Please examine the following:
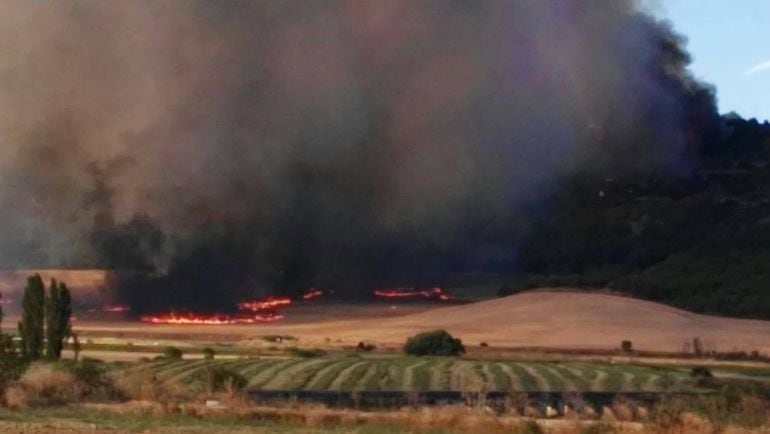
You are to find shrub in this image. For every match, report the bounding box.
[403,330,465,356]
[112,366,185,401]
[513,419,544,434]
[690,366,713,379]
[621,340,633,352]
[5,363,81,408]
[288,348,327,358]
[0,355,28,391]
[193,366,247,394]
[163,346,183,360]
[70,359,126,401]
[693,337,704,357]
[202,347,215,360]
[579,422,617,434]
[480,342,489,348]
[356,342,376,352]
[262,335,296,343]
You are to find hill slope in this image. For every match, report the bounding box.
[57,290,770,354]
[355,291,770,353]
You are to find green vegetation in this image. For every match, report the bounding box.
[288,348,327,358]
[192,365,247,393]
[163,346,183,360]
[500,117,770,320]
[136,357,729,393]
[18,274,45,360]
[262,335,296,343]
[621,340,632,353]
[45,279,72,360]
[404,330,465,356]
[14,274,73,361]
[202,347,215,360]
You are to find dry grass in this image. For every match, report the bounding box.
[110,365,187,402]
[24,291,770,355]
[3,398,770,433]
[4,363,82,408]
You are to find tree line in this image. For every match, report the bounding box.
[502,115,770,319]
[0,274,73,361]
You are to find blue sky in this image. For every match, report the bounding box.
[654,0,770,121]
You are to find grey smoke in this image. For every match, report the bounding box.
[0,1,717,306]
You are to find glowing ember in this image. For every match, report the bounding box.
[101,304,130,313]
[140,311,283,325]
[302,288,324,300]
[374,287,454,301]
[237,296,292,312]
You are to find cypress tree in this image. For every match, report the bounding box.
[0,291,4,354]
[18,274,45,360]
[45,279,72,360]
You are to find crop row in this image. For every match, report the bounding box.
[147,357,696,392]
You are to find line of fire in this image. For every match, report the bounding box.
[138,287,459,325]
[0,271,461,326]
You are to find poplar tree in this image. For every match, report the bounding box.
[46,279,72,360]
[18,274,45,360]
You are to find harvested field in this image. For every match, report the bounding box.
[17,291,770,355]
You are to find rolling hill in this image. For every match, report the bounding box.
[52,290,770,354]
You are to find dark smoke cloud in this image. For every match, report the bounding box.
[0,1,718,311]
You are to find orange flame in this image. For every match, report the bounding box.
[237,296,292,312]
[302,288,324,300]
[140,311,283,325]
[373,287,454,301]
[101,304,130,313]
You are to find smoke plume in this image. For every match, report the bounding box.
[0,1,718,311]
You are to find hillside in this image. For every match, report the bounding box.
[510,115,770,319]
[363,291,770,353]
[56,290,770,355]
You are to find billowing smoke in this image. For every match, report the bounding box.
[0,1,718,311]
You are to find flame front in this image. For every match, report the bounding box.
[140,311,283,325]
[237,296,292,312]
[373,287,454,301]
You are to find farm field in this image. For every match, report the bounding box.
[142,356,739,393]
[6,291,770,355]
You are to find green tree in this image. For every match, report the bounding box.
[403,330,465,356]
[164,346,183,360]
[45,279,72,360]
[202,347,215,360]
[18,274,45,360]
[621,340,633,353]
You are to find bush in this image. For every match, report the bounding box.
[202,347,215,360]
[288,348,327,358]
[356,342,376,352]
[621,340,633,352]
[579,422,617,434]
[111,366,185,401]
[262,335,296,343]
[193,366,247,394]
[690,366,713,379]
[403,330,465,356]
[513,419,544,434]
[5,363,81,408]
[163,346,183,360]
[0,355,28,390]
